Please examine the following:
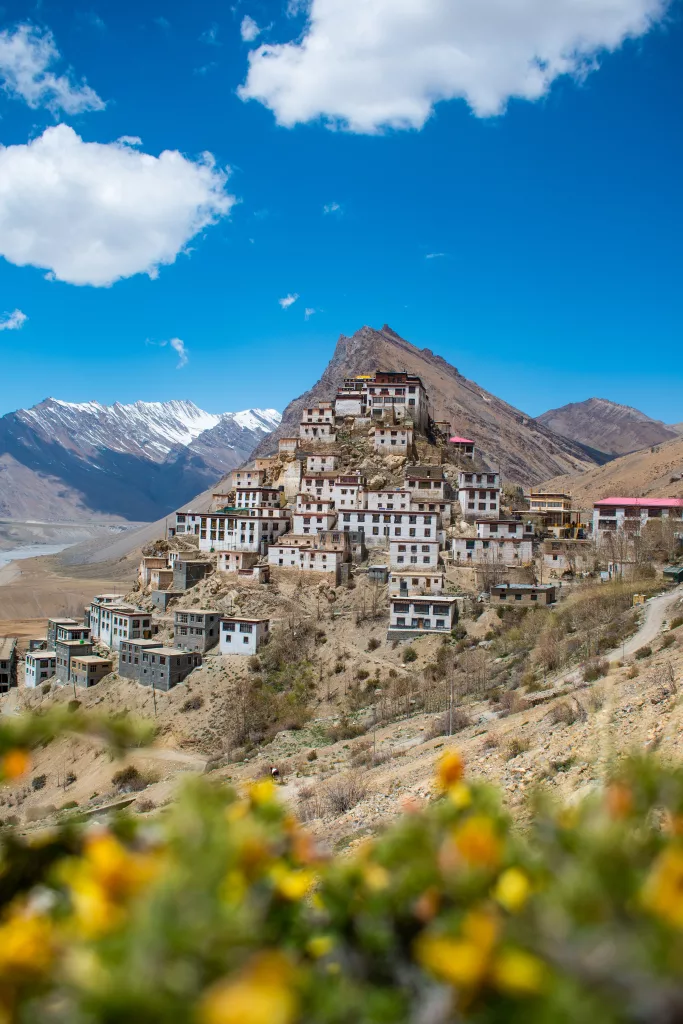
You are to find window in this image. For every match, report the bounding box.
[530,594,538,601]
[435,620,445,629]
[243,637,249,644]
[515,594,522,601]
[224,634,232,643]
[240,623,253,634]
[498,592,507,600]
[396,617,406,627]
[421,545,430,552]
[223,622,235,632]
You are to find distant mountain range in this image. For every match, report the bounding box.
[536,398,681,457]
[0,399,280,522]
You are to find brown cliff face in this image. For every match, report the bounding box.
[252,324,603,486]
[537,398,679,457]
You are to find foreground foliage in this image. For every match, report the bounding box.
[0,714,682,1022]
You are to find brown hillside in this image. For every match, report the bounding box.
[253,324,601,486]
[542,435,683,506]
[537,397,678,456]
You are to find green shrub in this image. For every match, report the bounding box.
[367,638,381,652]
[635,645,653,660]
[505,735,530,759]
[306,750,317,762]
[31,774,47,791]
[669,615,683,629]
[661,633,676,649]
[403,647,417,664]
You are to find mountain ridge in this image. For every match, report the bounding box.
[253,324,607,485]
[536,397,679,456]
[0,399,281,523]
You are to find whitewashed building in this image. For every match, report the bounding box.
[410,499,453,526]
[366,489,412,512]
[306,455,338,473]
[457,471,501,517]
[218,551,260,574]
[452,537,533,565]
[330,475,367,510]
[99,606,153,652]
[293,511,338,535]
[195,508,291,552]
[373,425,413,451]
[389,540,441,569]
[229,467,266,489]
[267,542,344,580]
[388,595,459,636]
[339,509,441,546]
[220,616,270,656]
[234,487,281,508]
[299,422,336,444]
[25,650,56,688]
[593,497,683,538]
[86,594,126,640]
[404,467,447,500]
[476,519,531,539]
[389,571,445,596]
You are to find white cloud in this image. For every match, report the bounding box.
[304,307,316,319]
[169,338,188,368]
[286,0,310,15]
[116,135,142,146]
[241,16,262,42]
[0,125,236,287]
[279,293,299,309]
[0,23,104,114]
[323,201,341,214]
[0,309,27,331]
[239,0,669,132]
[425,252,447,259]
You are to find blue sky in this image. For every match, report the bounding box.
[0,0,681,422]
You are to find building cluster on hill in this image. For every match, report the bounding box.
[2,370,681,698]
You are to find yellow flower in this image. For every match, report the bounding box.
[248,778,277,807]
[642,846,683,929]
[306,934,334,958]
[271,865,316,901]
[1,749,30,781]
[416,909,498,990]
[199,953,297,1024]
[0,910,54,975]
[363,863,390,891]
[415,934,489,989]
[453,816,502,870]
[494,868,531,913]
[437,750,464,789]
[447,782,472,810]
[492,949,547,996]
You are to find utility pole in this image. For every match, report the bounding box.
[152,675,157,717]
[449,672,454,736]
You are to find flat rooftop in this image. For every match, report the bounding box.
[0,638,17,659]
[492,583,555,591]
[72,656,112,665]
[146,647,194,657]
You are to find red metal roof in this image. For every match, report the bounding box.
[594,497,683,508]
[449,436,474,444]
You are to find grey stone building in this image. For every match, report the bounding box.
[0,638,17,691]
[151,590,182,612]
[173,560,211,592]
[174,610,221,653]
[55,638,93,684]
[47,617,79,647]
[118,639,164,680]
[135,646,201,691]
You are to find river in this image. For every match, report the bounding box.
[0,543,74,572]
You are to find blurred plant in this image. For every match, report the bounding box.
[0,713,681,1021]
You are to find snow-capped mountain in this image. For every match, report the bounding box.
[0,399,281,523]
